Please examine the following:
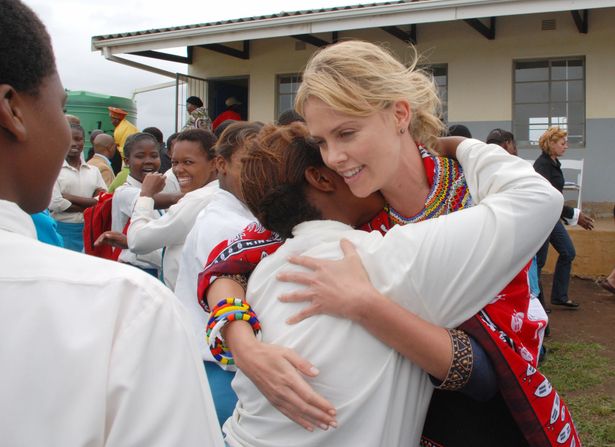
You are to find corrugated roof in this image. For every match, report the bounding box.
[92,1,413,42]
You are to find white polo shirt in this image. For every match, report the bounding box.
[49,160,107,223]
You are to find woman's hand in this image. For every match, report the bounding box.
[578,212,594,230]
[229,331,337,431]
[277,239,381,324]
[140,173,166,197]
[94,231,128,249]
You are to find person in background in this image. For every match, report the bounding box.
[175,121,262,426]
[277,109,305,126]
[212,97,242,132]
[213,119,236,139]
[88,133,116,187]
[108,106,138,159]
[143,126,168,172]
[534,126,594,309]
[486,128,518,156]
[0,1,224,445]
[65,114,80,126]
[447,123,472,138]
[49,124,107,251]
[183,96,212,131]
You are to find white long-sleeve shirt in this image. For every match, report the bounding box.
[127,180,219,290]
[175,188,256,363]
[49,160,107,223]
[0,199,224,447]
[112,175,173,270]
[224,140,563,447]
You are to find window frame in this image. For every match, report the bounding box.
[275,73,303,120]
[512,56,586,149]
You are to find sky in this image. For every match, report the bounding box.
[24,0,375,138]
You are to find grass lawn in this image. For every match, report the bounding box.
[540,342,615,446]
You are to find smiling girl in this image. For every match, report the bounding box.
[125,128,218,289]
[111,132,169,276]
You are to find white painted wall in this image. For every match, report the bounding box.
[189,8,615,124]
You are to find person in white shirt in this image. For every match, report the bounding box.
[49,124,107,251]
[0,2,224,445]
[127,128,218,290]
[110,132,178,277]
[220,123,562,446]
[175,121,261,425]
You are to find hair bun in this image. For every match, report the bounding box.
[257,184,305,239]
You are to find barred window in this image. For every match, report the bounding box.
[513,57,585,148]
[276,74,302,118]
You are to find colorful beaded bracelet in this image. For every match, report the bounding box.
[206,297,261,366]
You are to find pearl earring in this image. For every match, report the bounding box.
[400,128,406,134]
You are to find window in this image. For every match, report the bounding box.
[427,64,448,122]
[276,74,302,118]
[513,57,585,147]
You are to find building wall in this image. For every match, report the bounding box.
[190,8,615,202]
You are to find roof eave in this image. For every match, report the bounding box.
[92,0,615,54]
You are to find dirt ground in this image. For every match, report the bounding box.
[543,273,615,362]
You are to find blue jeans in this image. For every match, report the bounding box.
[536,220,576,303]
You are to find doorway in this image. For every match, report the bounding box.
[207,76,249,123]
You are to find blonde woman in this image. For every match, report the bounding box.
[202,41,578,446]
[534,126,594,308]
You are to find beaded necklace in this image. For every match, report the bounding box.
[385,147,473,225]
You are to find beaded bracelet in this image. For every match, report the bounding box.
[206,297,261,366]
[436,329,474,391]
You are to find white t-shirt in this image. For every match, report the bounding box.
[175,188,256,363]
[223,140,563,447]
[49,160,107,223]
[127,180,219,290]
[0,199,224,447]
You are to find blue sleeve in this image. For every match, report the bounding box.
[31,210,64,248]
[430,334,498,402]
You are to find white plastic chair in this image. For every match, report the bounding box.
[559,159,584,210]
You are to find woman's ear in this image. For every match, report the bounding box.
[214,155,227,176]
[304,166,336,192]
[392,99,412,133]
[0,85,27,142]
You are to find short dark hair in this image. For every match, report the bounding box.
[142,127,164,143]
[486,128,515,146]
[277,110,305,126]
[123,132,158,159]
[213,119,236,139]
[447,124,472,138]
[216,121,263,161]
[175,128,217,160]
[186,96,203,108]
[0,0,56,95]
[241,123,323,239]
[70,124,85,138]
[166,132,179,149]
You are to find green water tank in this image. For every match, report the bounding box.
[65,91,137,157]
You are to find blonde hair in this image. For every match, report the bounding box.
[538,126,567,155]
[295,40,444,151]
